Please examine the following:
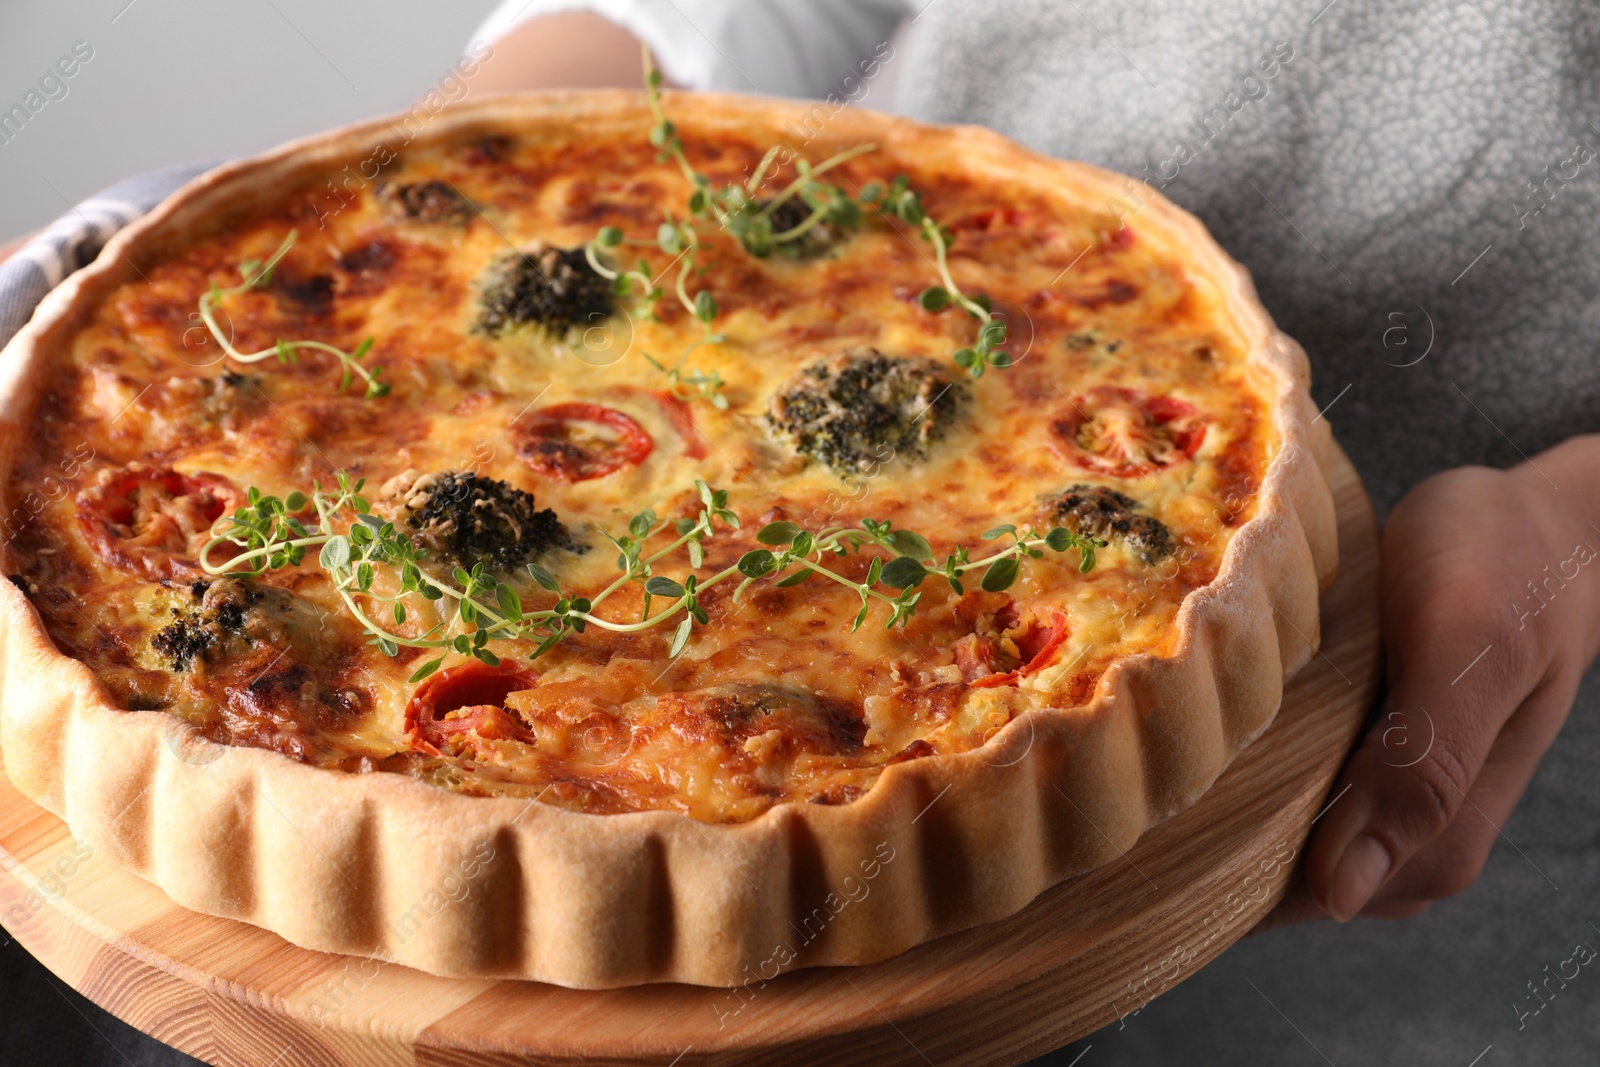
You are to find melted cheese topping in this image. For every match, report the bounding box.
[7,116,1276,821]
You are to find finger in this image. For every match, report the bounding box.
[1253,660,1567,930]
[1365,663,1576,909]
[1303,574,1545,921]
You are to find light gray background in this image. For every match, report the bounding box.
[0,0,502,241]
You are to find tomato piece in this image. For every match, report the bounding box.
[75,463,239,579]
[1050,386,1206,477]
[512,401,653,482]
[1104,224,1136,250]
[653,391,708,459]
[405,661,539,752]
[952,206,1030,232]
[887,738,936,765]
[953,634,1004,680]
[966,609,1069,689]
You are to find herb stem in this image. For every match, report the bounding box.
[923,218,987,320]
[791,555,900,602]
[197,231,386,397]
[334,583,447,651]
[756,142,878,219]
[572,566,739,633]
[745,145,785,195]
[769,200,833,244]
[954,541,1036,574]
[586,517,706,608]
[199,533,329,575]
[583,241,621,281]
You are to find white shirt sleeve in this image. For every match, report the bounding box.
[468,0,910,99]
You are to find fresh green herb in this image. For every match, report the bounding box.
[201,476,734,671]
[736,515,1102,632]
[585,48,883,405]
[632,45,875,260]
[200,476,1105,669]
[858,177,1011,379]
[195,231,388,398]
[728,141,876,258]
[585,46,1016,402]
[645,343,730,410]
[581,47,724,359]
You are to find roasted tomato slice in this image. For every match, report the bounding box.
[75,463,239,579]
[653,390,708,459]
[959,607,1069,689]
[512,401,653,482]
[1050,386,1206,477]
[405,661,540,752]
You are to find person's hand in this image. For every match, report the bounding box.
[1256,436,1600,932]
[470,12,660,94]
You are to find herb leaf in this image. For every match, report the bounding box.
[881,556,929,589]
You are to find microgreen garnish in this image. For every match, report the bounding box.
[645,345,730,409]
[735,516,1103,633]
[632,46,875,261]
[858,177,1011,378]
[200,476,1105,672]
[583,49,1013,393]
[579,48,726,362]
[200,476,736,673]
[195,231,388,398]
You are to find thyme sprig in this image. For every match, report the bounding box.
[858,176,1011,378]
[645,346,730,409]
[634,46,873,258]
[195,231,388,398]
[738,516,1103,633]
[724,141,876,256]
[199,476,733,678]
[580,47,725,354]
[198,476,1104,676]
[640,311,729,408]
[583,49,1013,393]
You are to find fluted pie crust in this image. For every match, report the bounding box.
[0,91,1335,988]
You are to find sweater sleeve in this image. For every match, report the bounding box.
[467,0,909,98]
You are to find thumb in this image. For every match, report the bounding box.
[1305,643,1530,921]
[1302,703,1466,920]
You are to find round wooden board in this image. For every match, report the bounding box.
[0,443,1379,1067]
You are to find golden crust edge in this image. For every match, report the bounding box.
[0,90,1338,989]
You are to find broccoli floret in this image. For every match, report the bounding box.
[1049,484,1175,563]
[390,471,569,572]
[768,348,962,475]
[737,196,843,259]
[377,180,471,224]
[151,615,211,672]
[151,580,258,672]
[477,244,614,336]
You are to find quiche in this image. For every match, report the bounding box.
[0,88,1336,988]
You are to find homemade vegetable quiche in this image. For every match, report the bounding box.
[0,89,1335,988]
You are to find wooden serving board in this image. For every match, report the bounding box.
[0,444,1379,1067]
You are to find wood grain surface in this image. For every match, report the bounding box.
[0,443,1379,1067]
